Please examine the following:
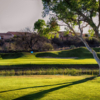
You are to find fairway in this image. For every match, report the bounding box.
[0,75,100,100]
[0,58,97,65]
[0,47,99,66]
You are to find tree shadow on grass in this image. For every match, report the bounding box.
[35,47,95,59]
[0,82,69,93]
[13,76,96,100]
[1,52,24,59]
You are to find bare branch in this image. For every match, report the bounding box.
[77,15,83,37]
[98,0,100,28]
[81,23,89,29]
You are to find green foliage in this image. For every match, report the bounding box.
[42,0,99,36]
[34,18,60,39]
[64,28,70,36]
[13,35,17,38]
[47,17,60,32]
[0,69,99,76]
[43,17,60,39]
[70,45,76,49]
[42,43,53,51]
[17,70,23,75]
[85,37,100,45]
[85,34,88,37]
[88,29,95,40]
[34,19,46,32]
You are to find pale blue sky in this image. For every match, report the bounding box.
[0,0,99,33]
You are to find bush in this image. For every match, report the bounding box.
[0,40,4,46]
[85,37,100,47]
[17,70,23,75]
[70,45,76,49]
[42,43,53,51]
[24,70,32,75]
[0,69,99,76]
[51,38,63,47]
[84,34,88,37]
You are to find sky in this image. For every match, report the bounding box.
[0,0,49,33]
[0,0,99,33]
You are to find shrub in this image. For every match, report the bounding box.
[42,43,53,51]
[17,70,23,75]
[53,68,57,75]
[5,70,11,76]
[10,70,15,75]
[0,40,4,46]
[31,70,36,75]
[51,38,63,46]
[25,70,32,75]
[47,69,53,75]
[38,69,43,75]
[84,34,88,37]
[85,37,100,47]
[58,69,64,75]
[70,45,76,49]
[0,70,6,75]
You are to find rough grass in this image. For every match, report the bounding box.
[0,69,99,76]
[0,75,100,100]
[0,47,99,66]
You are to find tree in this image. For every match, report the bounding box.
[46,17,60,39]
[42,0,100,75]
[34,19,46,33]
[34,18,60,39]
[14,33,36,51]
[14,33,49,51]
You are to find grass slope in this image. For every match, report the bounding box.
[0,47,99,66]
[35,47,100,58]
[0,75,100,100]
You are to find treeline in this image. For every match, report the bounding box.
[0,33,100,52]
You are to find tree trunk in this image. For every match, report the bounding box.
[99,66,100,76]
[80,37,100,75]
[93,27,99,38]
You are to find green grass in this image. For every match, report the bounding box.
[0,75,100,100]
[0,58,97,65]
[35,47,100,58]
[0,47,99,66]
[0,69,99,76]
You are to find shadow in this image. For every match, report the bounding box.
[0,52,24,59]
[0,82,70,93]
[13,76,96,100]
[35,47,95,59]
[36,52,57,58]
[0,64,98,70]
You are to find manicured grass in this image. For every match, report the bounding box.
[35,47,100,58]
[0,58,97,65]
[0,75,100,100]
[0,47,99,66]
